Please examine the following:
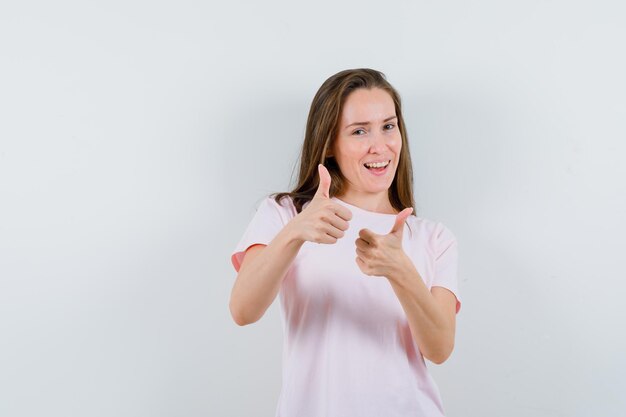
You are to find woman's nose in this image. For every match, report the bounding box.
[368,131,387,153]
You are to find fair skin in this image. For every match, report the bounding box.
[230,87,458,364]
[328,87,401,214]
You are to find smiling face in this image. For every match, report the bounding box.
[330,87,402,205]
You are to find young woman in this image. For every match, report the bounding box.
[230,68,461,417]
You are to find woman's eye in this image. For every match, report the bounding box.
[352,129,366,136]
[384,123,395,130]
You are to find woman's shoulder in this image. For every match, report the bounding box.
[407,212,435,229]
[257,193,299,221]
[407,214,456,245]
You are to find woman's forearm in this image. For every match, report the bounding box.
[230,224,304,326]
[387,256,455,364]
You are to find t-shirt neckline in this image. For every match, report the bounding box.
[331,196,399,217]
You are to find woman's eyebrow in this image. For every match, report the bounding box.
[345,115,397,129]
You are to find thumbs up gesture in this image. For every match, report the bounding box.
[355,207,413,279]
[286,164,353,244]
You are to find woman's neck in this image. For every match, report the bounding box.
[334,190,398,215]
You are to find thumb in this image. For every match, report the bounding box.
[389,207,413,237]
[314,164,331,199]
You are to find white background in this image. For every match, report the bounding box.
[1,1,625,416]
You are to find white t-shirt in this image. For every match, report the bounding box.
[231,195,461,417]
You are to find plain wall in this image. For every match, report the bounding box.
[1,1,625,416]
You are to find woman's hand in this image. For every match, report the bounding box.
[286,164,353,244]
[355,207,413,279]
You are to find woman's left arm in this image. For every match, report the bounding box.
[387,257,457,364]
[355,209,458,365]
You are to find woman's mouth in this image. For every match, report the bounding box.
[363,160,391,176]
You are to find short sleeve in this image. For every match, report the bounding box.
[230,196,290,273]
[431,222,462,314]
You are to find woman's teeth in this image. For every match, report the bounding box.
[364,160,390,169]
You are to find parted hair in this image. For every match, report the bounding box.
[272,68,415,215]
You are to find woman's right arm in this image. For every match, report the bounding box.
[229,224,304,326]
[229,164,352,326]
